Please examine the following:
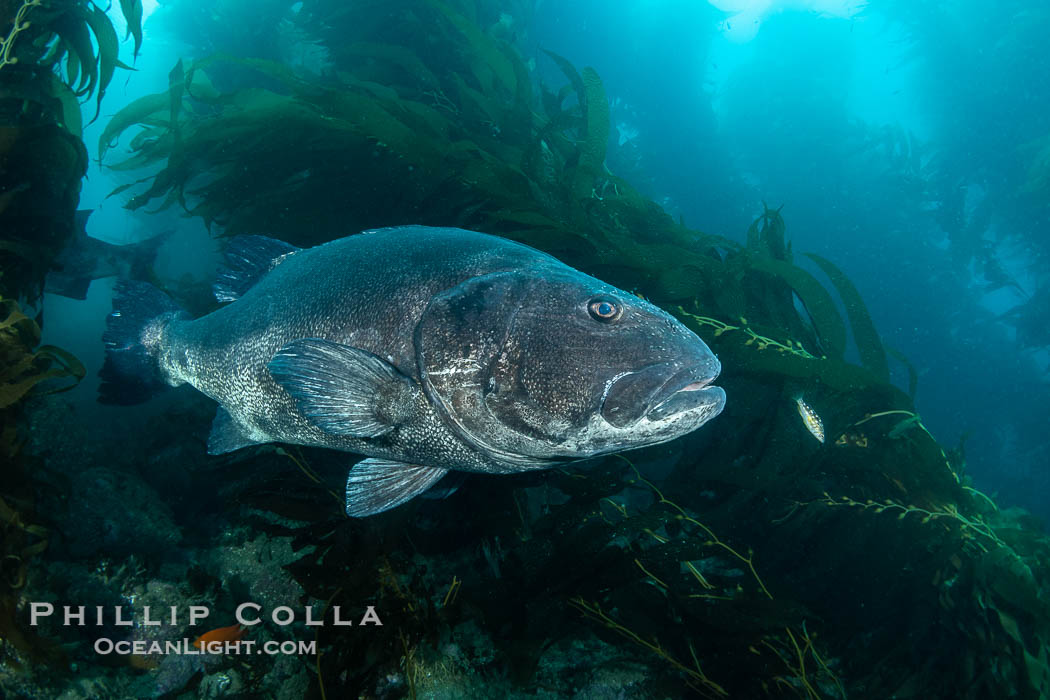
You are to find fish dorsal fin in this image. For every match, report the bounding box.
[214,235,300,303]
[208,406,265,455]
[345,458,448,517]
[268,338,421,438]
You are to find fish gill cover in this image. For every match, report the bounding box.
[0,0,1048,698]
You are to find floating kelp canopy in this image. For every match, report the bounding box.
[84,1,1050,697]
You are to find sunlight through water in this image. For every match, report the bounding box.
[708,0,867,41]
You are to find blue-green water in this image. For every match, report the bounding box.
[3,1,1049,697]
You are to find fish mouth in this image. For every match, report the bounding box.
[601,361,724,427]
[645,368,726,422]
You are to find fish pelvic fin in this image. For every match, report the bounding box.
[268,338,421,438]
[345,459,449,517]
[99,280,188,405]
[213,235,300,303]
[208,406,267,455]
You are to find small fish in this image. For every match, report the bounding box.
[193,623,245,651]
[795,397,824,443]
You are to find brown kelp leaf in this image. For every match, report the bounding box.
[64,42,81,92]
[52,9,98,98]
[544,49,585,106]
[98,92,170,161]
[183,65,221,102]
[189,53,313,95]
[119,0,144,59]
[33,345,87,384]
[749,257,847,360]
[572,67,610,201]
[107,137,173,171]
[0,355,35,384]
[342,42,443,93]
[0,369,67,408]
[106,181,142,198]
[168,58,185,135]
[1024,646,1050,696]
[746,203,790,261]
[705,325,881,392]
[806,252,889,381]
[0,300,84,407]
[46,74,82,137]
[487,209,561,229]
[652,264,718,302]
[83,1,125,123]
[886,344,918,400]
[447,71,502,126]
[0,301,33,336]
[427,0,517,97]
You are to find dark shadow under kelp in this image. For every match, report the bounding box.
[1,0,132,678]
[5,0,1047,697]
[0,297,83,672]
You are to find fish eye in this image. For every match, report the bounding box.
[588,297,622,322]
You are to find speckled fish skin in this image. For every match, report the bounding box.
[145,226,725,504]
[795,397,825,443]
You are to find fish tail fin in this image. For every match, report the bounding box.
[127,229,175,281]
[99,280,187,405]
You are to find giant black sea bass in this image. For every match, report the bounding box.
[101,227,726,517]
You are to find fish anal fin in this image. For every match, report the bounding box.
[208,407,265,455]
[418,472,466,500]
[345,459,449,517]
[214,235,300,303]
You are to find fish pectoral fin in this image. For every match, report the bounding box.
[208,407,265,455]
[268,338,420,438]
[345,459,449,517]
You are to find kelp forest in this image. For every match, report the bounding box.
[1,0,1049,698]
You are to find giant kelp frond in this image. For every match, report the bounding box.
[746,256,846,361]
[745,202,790,261]
[543,49,609,202]
[805,252,890,381]
[0,297,84,408]
[1,0,142,126]
[118,0,142,59]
